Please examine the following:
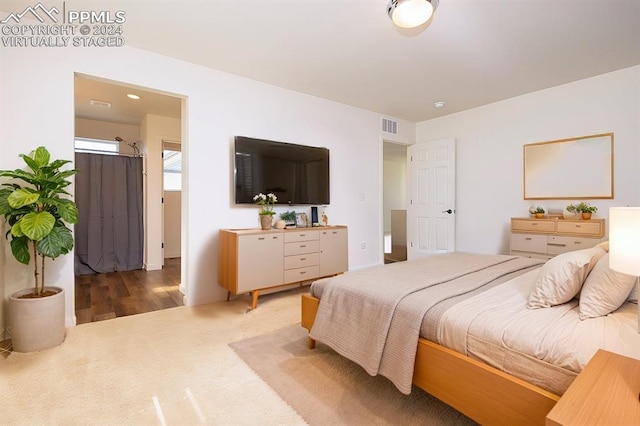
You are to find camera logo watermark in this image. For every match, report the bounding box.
[1,2,126,47]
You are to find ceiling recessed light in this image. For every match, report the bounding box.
[127,94,141,100]
[434,101,445,108]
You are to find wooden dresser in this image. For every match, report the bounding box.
[219,226,348,309]
[510,217,604,259]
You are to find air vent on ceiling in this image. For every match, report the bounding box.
[90,99,112,108]
[381,118,398,135]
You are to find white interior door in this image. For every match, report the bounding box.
[407,138,456,259]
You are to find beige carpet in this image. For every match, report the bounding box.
[0,288,309,425]
[230,324,476,425]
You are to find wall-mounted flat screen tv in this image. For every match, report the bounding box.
[234,136,330,205]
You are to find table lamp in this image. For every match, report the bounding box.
[608,207,640,333]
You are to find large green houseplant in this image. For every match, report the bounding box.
[0,146,78,352]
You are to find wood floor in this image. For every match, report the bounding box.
[75,258,183,325]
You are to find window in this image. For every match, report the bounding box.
[74,137,119,155]
[163,141,182,191]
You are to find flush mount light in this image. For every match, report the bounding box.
[434,101,445,108]
[387,0,439,29]
[127,93,141,100]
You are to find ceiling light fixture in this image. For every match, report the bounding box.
[387,0,439,29]
[127,94,141,100]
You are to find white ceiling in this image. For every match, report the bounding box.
[74,75,182,125]
[6,0,640,123]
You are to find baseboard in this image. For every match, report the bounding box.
[144,262,163,271]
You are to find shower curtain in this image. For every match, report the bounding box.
[74,153,144,275]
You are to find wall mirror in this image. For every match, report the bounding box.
[523,133,613,200]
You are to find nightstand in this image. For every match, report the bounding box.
[546,349,640,425]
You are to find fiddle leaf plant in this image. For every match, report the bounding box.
[0,147,78,297]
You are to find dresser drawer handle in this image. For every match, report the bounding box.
[532,223,538,226]
[258,237,265,240]
[525,237,532,241]
[573,241,582,244]
[300,244,306,248]
[575,225,581,228]
[300,271,306,275]
[300,234,306,237]
[548,243,566,247]
[300,257,306,261]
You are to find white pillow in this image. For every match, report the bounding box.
[579,253,637,319]
[527,247,606,309]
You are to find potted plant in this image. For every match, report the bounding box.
[253,192,277,230]
[563,203,578,219]
[0,147,78,352]
[529,205,546,219]
[575,201,598,220]
[280,210,297,228]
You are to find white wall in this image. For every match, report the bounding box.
[164,191,181,259]
[0,34,415,331]
[383,150,407,233]
[75,117,140,156]
[416,66,640,255]
[141,114,181,270]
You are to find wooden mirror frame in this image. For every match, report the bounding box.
[523,133,614,200]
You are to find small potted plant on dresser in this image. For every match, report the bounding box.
[279,210,297,228]
[563,203,578,219]
[575,202,598,220]
[253,192,277,230]
[0,146,78,352]
[529,206,546,219]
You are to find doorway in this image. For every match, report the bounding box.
[73,74,185,323]
[383,141,408,263]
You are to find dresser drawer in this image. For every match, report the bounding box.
[284,253,319,270]
[284,265,320,284]
[510,233,547,253]
[511,219,556,233]
[556,221,603,237]
[284,230,319,243]
[547,235,601,255]
[284,240,320,256]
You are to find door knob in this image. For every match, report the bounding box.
[442,209,453,214]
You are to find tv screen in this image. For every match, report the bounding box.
[234,136,330,205]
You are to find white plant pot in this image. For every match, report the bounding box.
[9,286,65,352]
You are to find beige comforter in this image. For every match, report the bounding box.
[309,252,544,394]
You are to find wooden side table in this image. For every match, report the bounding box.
[546,349,640,425]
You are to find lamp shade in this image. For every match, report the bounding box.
[387,0,438,29]
[609,207,640,276]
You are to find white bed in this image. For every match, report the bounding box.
[438,267,640,395]
[303,247,640,423]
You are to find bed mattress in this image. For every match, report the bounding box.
[310,256,640,395]
[438,268,640,395]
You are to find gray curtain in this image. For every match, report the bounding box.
[74,153,144,275]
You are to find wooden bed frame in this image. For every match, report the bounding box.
[301,294,560,426]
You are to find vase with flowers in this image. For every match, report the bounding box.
[254,192,277,230]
